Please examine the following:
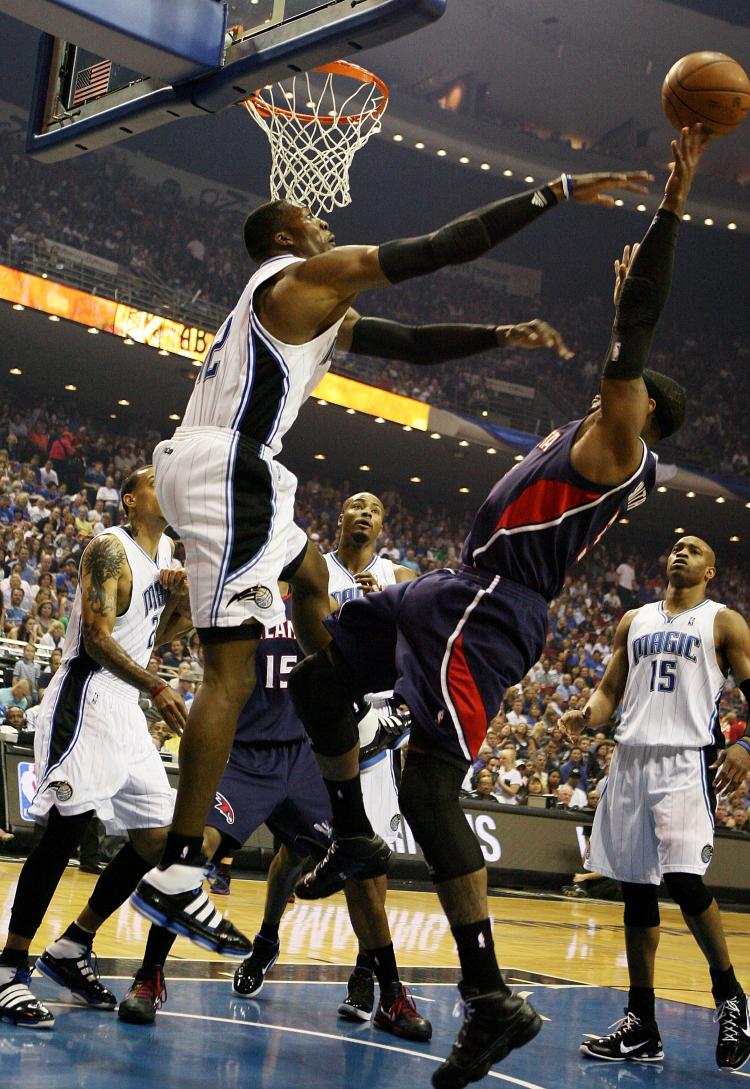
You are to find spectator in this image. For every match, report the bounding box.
[0,679,31,715]
[12,644,41,704]
[494,748,523,806]
[469,768,499,804]
[560,746,589,791]
[161,638,188,669]
[39,620,66,651]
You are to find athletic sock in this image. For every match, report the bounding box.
[451,919,507,995]
[367,942,399,996]
[356,950,373,973]
[259,920,279,945]
[323,775,373,838]
[711,965,741,1003]
[142,926,177,972]
[0,947,29,982]
[160,833,204,869]
[627,986,656,1022]
[46,921,95,959]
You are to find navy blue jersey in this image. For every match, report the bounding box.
[234,597,304,745]
[462,419,658,601]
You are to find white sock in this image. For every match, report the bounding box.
[143,862,206,896]
[46,936,90,959]
[0,965,19,985]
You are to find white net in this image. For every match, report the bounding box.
[243,62,388,215]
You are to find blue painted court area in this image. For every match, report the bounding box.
[0,965,744,1089]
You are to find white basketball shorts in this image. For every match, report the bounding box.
[361,749,402,851]
[29,674,174,834]
[154,426,307,631]
[587,743,716,885]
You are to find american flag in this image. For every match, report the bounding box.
[72,60,112,105]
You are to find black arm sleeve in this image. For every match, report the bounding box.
[378,185,559,285]
[602,208,680,380]
[349,316,498,365]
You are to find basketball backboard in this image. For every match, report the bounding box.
[25,0,446,162]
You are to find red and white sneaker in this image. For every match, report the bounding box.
[373,983,432,1042]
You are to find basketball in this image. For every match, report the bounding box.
[662,52,750,136]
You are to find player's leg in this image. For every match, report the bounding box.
[664,872,750,1071]
[233,844,303,998]
[343,874,431,1041]
[580,881,664,1062]
[0,807,93,1028]
[132,634,259,956]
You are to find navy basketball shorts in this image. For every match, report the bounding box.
[206,738,333,853]
[325,567,548,762]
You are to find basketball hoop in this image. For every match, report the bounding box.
[242,60,389,215]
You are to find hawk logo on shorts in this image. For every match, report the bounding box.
[47,780,73,802]
[214,792,235,825]
[389,813,401,833]
[227,584,274,609]
[701,844,713,864]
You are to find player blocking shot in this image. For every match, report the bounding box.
[563,536,750,1071]
[285,126,708,1089]
[132,135,651,953]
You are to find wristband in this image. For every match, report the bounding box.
[560,173,573,201]
[736,739,750,757]
[151,682,170,699]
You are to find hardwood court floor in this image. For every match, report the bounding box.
[1,857,748,1010]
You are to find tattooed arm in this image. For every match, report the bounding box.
[81,536,188,731]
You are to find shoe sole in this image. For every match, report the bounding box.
[117,1005,156,1026]
[717,1051,750,1072]
[580,1043,665,1063]
[232,951,279,997]
[338,1002,372,1022]
[0,1012,55,1029]
[130,893,249,959]
[433,1006,543,1089]
[34,958,117,1009]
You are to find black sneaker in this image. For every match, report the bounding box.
[580,1009,664,1062]
[338,967,374,1022]
[36,948,117,1009]
[118,968,167,1025]
[715,991,750,1071]
[432,982,542,1089]
[130,865,251,958]
[0,966,54,1029]
[232,935,280,997]
[374,983,432,1042]
[294,834,392,900]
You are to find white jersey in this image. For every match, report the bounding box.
[181,254,344,457]
[325,551,399,607]
[57,527,174,703]
[616,598,726,750]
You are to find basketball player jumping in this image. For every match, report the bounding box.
[132,140,651,952]
[0,467,191,1028]
[561,535,750,1071]
[286,125,708,1089]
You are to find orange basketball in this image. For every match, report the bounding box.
[662,51,750,136]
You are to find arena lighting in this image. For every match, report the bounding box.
[313,453,325,460]
[503,169,513,176]
[481,410,488,417]
[359,464,371,471]
[9,367,22,375]
[619,518,629,524]
[192,359,202,367]
[415,141,425,149]
[458,439,469,447]
[686,491,696,498]
[715,496,726,503]
[486,447,497,454]
[41,272,47,278]
[636,204,647,212]
[48,314,60,321]
[683,213,692,221]
[746,502,750,509]
[374,416,385,423]
[87,326,98,334]
[317,399,328,405]
[436,149,447,157]
[459,156,470,164]
[459,487,470,493]
[109,413,117,418]
[513,454,524,462]
[429,432,441,439]
[392,134,403,142]
[12,303,24,310]
[123,337,135,345]
[64,384,77,391]
[410,475,421,482]
[657,486,667,493]
[728,222,737,231]
[168,413,180,420]
[704,218,714,226]
[480,163,490,170]
[674,527,685,533]
[614,199,624,207]
[524,175,535,183]
[346,408,356,414]
[118,399,130,406]
[402,425,412,431]
[730,535,741,542]
[158,348,169,356]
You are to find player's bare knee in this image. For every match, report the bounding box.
[663,872,713,917]
[129,825,168,865]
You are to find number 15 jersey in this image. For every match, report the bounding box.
[616,598,726,750]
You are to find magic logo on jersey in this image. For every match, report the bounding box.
[631,630,701,665]
[142,581,168,616]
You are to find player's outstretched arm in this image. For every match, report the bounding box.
[560,611,636,741]
[713,609,750,793]
[336,309,573,363]
[573,126,709,480]
[80,536,187,732]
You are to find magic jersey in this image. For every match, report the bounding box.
[55,527,173,704]
[462,418,658,601]
[616,599,726,750]
[234,597,305,745]
[325,552,399,607]
[182,255,345,456]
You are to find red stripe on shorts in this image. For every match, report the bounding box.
[446,631,486,760]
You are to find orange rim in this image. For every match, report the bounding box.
[243,59,389,126]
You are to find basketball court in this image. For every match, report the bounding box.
[1,860,749,1089]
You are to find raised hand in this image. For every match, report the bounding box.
[499,319,574,360]
[613,242,641,307]
[662,123,710,218]
[557,170,654,208]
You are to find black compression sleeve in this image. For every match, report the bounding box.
[350,316,498,365]
[378,185,559,284]
[602,209,680,380]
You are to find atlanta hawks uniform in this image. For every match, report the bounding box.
[30,528,175,832]
[325,552,408,849]
[325,419,658,762]
[588,598,726,884]
[153,254,345,632]
[206,596,332,855]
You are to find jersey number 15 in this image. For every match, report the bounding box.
[649,658,676,693]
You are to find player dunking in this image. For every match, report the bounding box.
[563,536,750,1071]
[286,126,708,1089]
[132,147,649,950]
[0,468,190,1028]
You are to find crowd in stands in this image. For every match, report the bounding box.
[1,129,748,479]
[1,398,749,835]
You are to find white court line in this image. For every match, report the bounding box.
[158,1009,550,1089]
[731,1071,750,1079]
